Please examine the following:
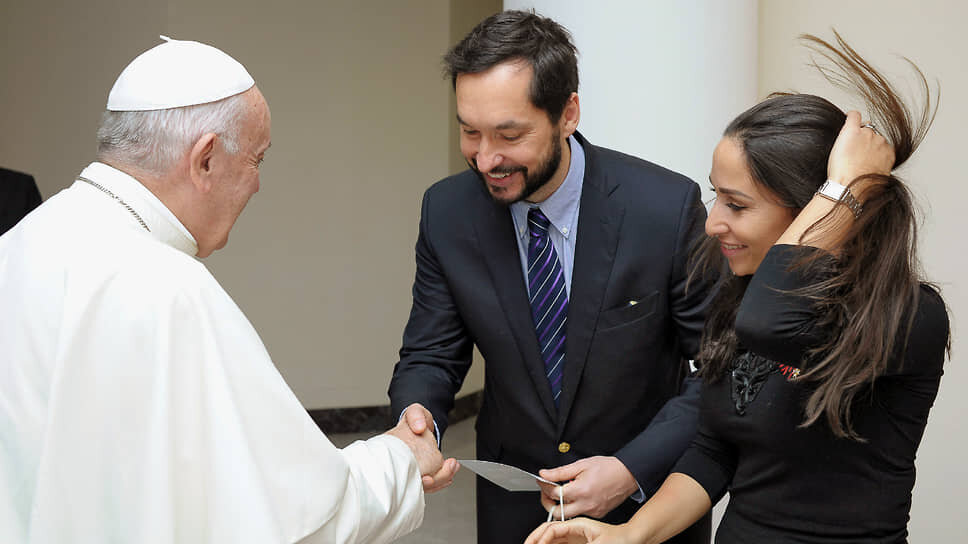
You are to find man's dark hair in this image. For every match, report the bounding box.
[444,10,578,122]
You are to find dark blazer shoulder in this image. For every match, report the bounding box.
[1,167,42,234]
[1,167,38,188]
[420,169,492,226]
[424,169,483,201]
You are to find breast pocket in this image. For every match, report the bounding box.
[597,291,660,332]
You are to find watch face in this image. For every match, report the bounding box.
[820,180,846,200]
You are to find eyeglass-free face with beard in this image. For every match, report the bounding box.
[456,60,577,206]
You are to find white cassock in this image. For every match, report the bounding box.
[0,162,424,543]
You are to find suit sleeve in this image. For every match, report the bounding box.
[388,189,474,437]
[614,181,715,495]
[668,182,715,359]
[0,170,42,235]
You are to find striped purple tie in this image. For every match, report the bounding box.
[527,208,567,407]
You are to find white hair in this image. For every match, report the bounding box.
[96,91,249,175]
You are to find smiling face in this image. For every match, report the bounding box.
[706,137,796,276]
[455,60,578,205]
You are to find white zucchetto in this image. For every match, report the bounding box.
[106,36,255,111]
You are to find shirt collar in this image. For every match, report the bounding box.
[77,162,199,256]
[511,135,585,240]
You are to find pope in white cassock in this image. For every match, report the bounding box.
[0,37,458,543]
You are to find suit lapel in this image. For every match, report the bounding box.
[473,192,559,422]
[557,137,624,431]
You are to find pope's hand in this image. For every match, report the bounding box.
[525,518,631,544]
[538,456,638,519]
[422,457,460,493]
[392,403,460,493]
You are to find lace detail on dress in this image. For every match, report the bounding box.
[730,351,777,416]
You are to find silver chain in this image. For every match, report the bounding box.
[77,176,151,232]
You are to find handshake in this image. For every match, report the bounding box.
[386,403,460,493]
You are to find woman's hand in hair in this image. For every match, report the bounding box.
[827,110,895,191]
[778,110,896,249]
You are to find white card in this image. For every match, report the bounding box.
[458,459,560,492]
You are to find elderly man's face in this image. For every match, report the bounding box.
[202,87,271,256]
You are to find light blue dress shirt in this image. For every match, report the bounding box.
[510,135,584,293]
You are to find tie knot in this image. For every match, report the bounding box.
[528,208,551,235]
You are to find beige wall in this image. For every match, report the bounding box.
[759,1,967,540]
[449,1,502,175]
[445,0,504,395]
[0,0,165,192]
[0,0,492,409]
[188,0,454,409]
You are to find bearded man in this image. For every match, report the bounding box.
[389,10,715,543]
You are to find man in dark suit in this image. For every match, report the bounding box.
[389,11,714,543]
[1,168,42,236]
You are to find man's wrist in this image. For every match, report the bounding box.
[613,456,646,503]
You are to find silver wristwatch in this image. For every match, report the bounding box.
[816,180,863,218]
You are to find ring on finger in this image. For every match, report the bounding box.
[861,122,879,135]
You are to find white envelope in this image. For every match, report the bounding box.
[458,459,560,492]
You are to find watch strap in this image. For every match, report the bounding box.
[816,180,863,218]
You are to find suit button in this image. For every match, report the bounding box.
[558,442,571,453]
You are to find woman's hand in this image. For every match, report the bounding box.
[526,474,709,544]
[827,110,895,189]
[525,518,633,544]
[777,111,896,248]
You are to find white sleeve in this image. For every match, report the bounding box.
[24,259,425,544]
[298,435,424,544]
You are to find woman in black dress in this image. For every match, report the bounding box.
[526,33,949,544]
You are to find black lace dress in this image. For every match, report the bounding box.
[672,245,948,543]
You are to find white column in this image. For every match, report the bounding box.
[504,0,757,202]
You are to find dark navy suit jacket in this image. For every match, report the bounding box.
[1,168,42,236]
[389,132,714,541]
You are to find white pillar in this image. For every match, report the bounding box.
[504,0,757,202]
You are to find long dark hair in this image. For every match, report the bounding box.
[690,32,946,438]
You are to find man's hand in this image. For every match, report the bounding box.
[538,456,639,519]
[402,402,435,436]
[390,403,460,493]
